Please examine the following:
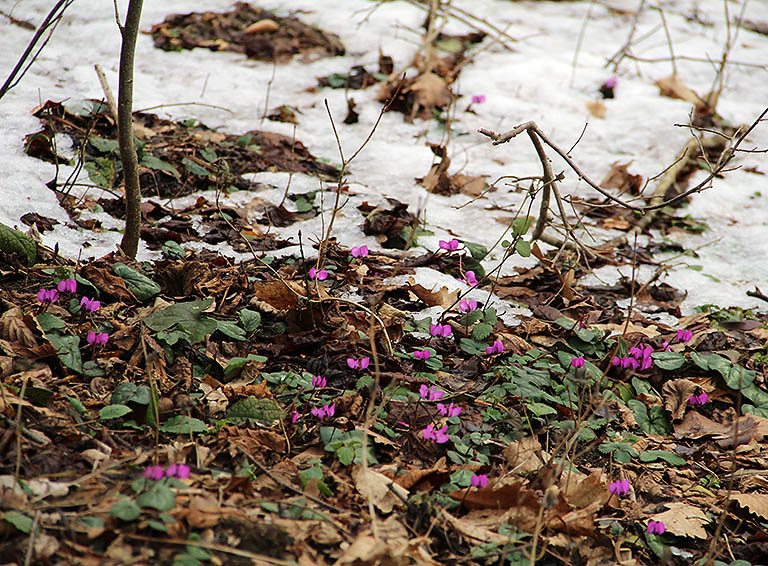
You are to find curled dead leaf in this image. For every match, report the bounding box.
[244,18,280,34]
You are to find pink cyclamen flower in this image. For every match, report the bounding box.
[437,402,462,417]
[429,323,452,338]
[459,299,478,312]
[291,410,300,424]
[144,465,164,481]
[611,356,621,367]
[470,474,488,488]
[471,94,486,104]
[604,77,618,89]
[608,479,631,496]
[312,375,327,388]
[419,384,445,401]
[438,239,459,251]
[421,424,450,444]
[464,271,479,286]
[688,392,709,406]
[311,403,336,420]
[647,520,666,535]
[308,267,328,281]
[662,341,671,352]
[485,340,504,355]
[350,245,368,258]
[80,297,101,313]
[570,356,585,368]
[57,279,77,293]
[37,288,59,304]
[676,329,693,343]
[166,463,191,479]
[87,331,109,346]
[413,350,431,361]
[347,357,370,370]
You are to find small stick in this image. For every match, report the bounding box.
[94,64,118,123]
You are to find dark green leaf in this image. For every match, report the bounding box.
[182,157,210,177]
[36,312,66,332]
[464,241,487,260]
[144,299,218,345]
[473,322,493,340]
[515,239,531,257]
[652,351,685,370]
[140,154,180,179]
[512,216,533,236]
[639,450,685,466]
[136,483,176,511]
[460,338,487,355]
[3,511,33,533]
[99,404,132,420]
[226,397,283,424]
[89,137,120,154]
[111,382,151,406]
[110,499,141,521]
[0,222,38,265]
[238,309,262,332]
[216,319,246,341]
[159,415,208,434]
[46,332,82,373]
[113,263,161,302]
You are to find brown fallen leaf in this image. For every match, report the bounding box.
[502,436,549,475]
[649,502,709,538]
[662,378,699,420]
[731,493,768,520]
[655,74,708,112]
[586,100,606,119]
[406,72,451,111]
[407,278,459,308]
[601,161,644,195]
[352,466,409,513]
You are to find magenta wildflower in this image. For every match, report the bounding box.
[470,473,488,488]
[676,329,693,343]
[144,465,164,481]
[347,357,370,370]
[437,402,462,417]
[604,77,618,89]
[37,288,59,304]
[611,356,621,367]
[570,356,585,368]
[485,340,504,355]
[80,297,101,313]
[608,479,630,496]
[421,424,450,444]
[57,279,77,293]
[166,463,191,479]
[429,323,452,338]
[471,94,486,104]
[438,239,459,251]
[312,375,327,388]
[464,270,479,286]
[308,267,328,281]
[688,392,709,406]
[350,245,369,258]
[291,410,300,424]
[662,341,671,352]
[87,331,109,346]
[413,349,431,361]
[459,299,478,312]
[419,384,445,401]
[647,520,666,535]
[311,403,336,420]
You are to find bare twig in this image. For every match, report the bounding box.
[0,0,75,101]
[94,64,118,123]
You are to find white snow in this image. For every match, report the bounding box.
[1,0,767,315]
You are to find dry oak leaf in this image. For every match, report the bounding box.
[654,74,707,112]
[563,470,609,509]
[585,100,606,119]
[352,466,409,513]
[730,493,768,520]
[407,277,459,308]
[649,502,709,539]
[663,378,699,421]
[502,436,550,475]
[442,509,510,545]
[601,161,644,195]
[405,72,451,110]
